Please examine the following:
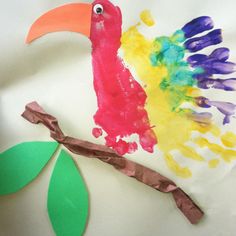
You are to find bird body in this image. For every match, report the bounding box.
[90,2,157,155]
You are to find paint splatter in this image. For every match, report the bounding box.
[89,0,157,155]
[221,132,236,148]
[140,10,155,26]
[195,138,236,163]
[208,159,220,168]
[121,13,236,177]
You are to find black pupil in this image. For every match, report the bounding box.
[96,7,103,14]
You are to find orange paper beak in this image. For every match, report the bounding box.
[26,3,92,43]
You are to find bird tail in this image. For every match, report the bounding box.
[181,16,236,124]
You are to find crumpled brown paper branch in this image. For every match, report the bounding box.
[22,101,204,224]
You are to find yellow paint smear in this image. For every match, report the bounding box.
[221,132,236,148]
[165,154,192,178]
[179,145,205,161]
[196,138,236,163]
[208,159,220,168]
[140,10,155,26]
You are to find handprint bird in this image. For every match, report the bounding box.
[27,0,236,177]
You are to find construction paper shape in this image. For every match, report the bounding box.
[26,3,92,43]
[0,142,58,195]
[47,149,89,236]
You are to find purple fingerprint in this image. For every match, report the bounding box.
[187,54,208,66]
[197,78,236,91]
[182,16,214,38]
[208,100,236,125]
[195,96,236,125]
[188,112,213,125]
[203,61,236,75]
[188,48,230,66]
[195,96,211,108]
[185,29,222,52]
[188,47,235,76]
[209,47,230,61]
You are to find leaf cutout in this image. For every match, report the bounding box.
[0,142,58,195]
[48,150,89,236]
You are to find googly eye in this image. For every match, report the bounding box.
[93,4,104,15]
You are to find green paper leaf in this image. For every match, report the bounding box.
[0,142,58,195]
[48,150,89,236]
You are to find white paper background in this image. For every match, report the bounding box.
[0,0,236,235]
